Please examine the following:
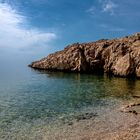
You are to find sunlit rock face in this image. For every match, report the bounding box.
[30,33,140,78]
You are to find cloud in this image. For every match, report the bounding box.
[102,0,117,15]
[86,0,118,16]
[0,2,57,48]
[86,6,95,15]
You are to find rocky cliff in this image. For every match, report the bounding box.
[30,33,140,77]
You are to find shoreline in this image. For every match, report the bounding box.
[44,97,140,140]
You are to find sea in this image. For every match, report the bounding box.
[0,55,140,140]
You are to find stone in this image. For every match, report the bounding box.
[136,63,140,77]
[112,54,133,76]
[120,102,140,115]
[75,112,97,121]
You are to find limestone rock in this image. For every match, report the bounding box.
[112,54,134,77]
[29,33,140,78]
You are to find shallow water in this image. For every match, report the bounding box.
[0,66,140,139]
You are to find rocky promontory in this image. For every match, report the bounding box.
[30,33,140,77]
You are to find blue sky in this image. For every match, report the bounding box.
[0,0,140,62]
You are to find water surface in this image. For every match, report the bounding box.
[0,66,140,139]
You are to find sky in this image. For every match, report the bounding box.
[0,0,140,68]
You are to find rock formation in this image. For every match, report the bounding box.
[29,33,140,78]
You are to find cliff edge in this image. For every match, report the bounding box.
[29,33,140,77]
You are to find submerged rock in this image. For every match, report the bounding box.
[30,33,140,78]
[120,102,140,115]
[75,112,97,121]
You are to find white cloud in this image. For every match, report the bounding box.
[86,0,118,16]
[102,0,117,15]
[0,2,57,48]
[86,6,95,15]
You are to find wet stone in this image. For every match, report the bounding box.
[75,112,98,121]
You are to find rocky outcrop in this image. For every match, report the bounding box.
[29,33,140,78]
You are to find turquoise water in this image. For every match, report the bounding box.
[0,65,140,139]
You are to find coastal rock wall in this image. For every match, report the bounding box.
[30,33,140,78]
